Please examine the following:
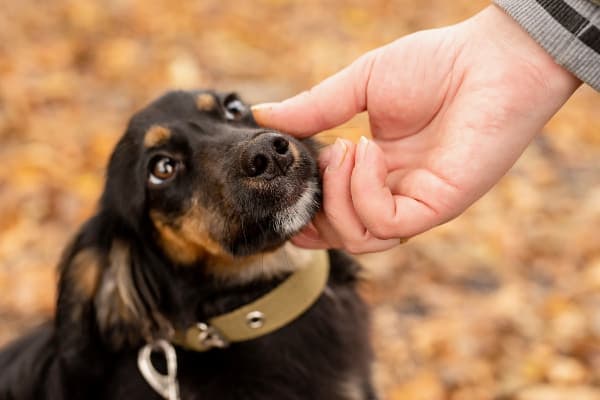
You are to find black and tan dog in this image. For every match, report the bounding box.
[0,90,376,400]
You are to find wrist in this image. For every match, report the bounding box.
[467,4,581,99]
[494,0,600,92]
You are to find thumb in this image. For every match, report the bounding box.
[251,49,379,137]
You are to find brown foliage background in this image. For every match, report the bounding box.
[1,1,599,399]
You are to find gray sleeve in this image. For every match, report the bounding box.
[494,0,600,91]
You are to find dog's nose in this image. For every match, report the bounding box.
[241,133,294,179]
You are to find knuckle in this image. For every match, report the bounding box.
[368,223,399,240]
[344,245,365,255]
[343,240,370,255]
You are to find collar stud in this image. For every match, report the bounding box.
[246,311,266,329]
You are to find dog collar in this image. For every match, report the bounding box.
[171,249,329,352]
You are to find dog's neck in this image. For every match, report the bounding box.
[202,243,318,284]
[169,249,329,352]
[90,232,318,350]
[59,210,321,352]
[164,243,317,325]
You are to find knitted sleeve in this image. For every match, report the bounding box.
[494,0,600,91]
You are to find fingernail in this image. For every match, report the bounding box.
[356,136,370,164]
[251,103,277,125]
[327,139,348,171]
[250,102,277,112]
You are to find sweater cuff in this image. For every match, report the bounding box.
[494,0,600,91]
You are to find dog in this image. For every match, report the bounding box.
[0,90,377,400]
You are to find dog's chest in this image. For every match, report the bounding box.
[105,278,374,400]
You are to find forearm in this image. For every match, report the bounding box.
[494,0,600,91]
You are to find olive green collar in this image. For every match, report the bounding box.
[172,250,329,352]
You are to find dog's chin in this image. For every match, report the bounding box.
[226,179,320,257]
[272,180,320,236]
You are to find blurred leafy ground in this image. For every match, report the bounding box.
[1,1,599,399]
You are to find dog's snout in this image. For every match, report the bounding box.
[241,133,294,178]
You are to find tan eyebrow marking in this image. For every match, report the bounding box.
[196,93,217,112]
[143,125,172,148]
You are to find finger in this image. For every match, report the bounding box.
[386,167,462,223]
[291,212,343,249]
[318,145,333,172]
[251,49,380,137]
[299,222,320,240]
[291,238,330,250]
[294,212,402,253]
[320,138,399,252]
[291,230,330,249]
[311,215,402,253]
[310,212,343,249]
[384,168,411,189]
[292,222,331,246]
[351,137,445,238]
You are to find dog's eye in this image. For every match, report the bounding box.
[149,156,179,185]
[224,98,246,120]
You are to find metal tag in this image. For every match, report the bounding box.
[137,340,181,400]
[196,322,229,349]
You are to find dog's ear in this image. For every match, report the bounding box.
[56,227,166,352]
[100,133,147,231]
[55,236,106,368]
[92,240,160,349]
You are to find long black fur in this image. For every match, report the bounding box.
[0,90,376,400]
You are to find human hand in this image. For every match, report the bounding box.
[252,5,581,254]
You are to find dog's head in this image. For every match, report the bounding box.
[102,90,321,264]
[56,90,323,349]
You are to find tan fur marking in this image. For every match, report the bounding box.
[289,142,300,163]
[151,199,311,281]
[143,125,171,148]
[70,248,102,298]
[339,376,365,400]
[151,205,231,266]
[196,93,216,111]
